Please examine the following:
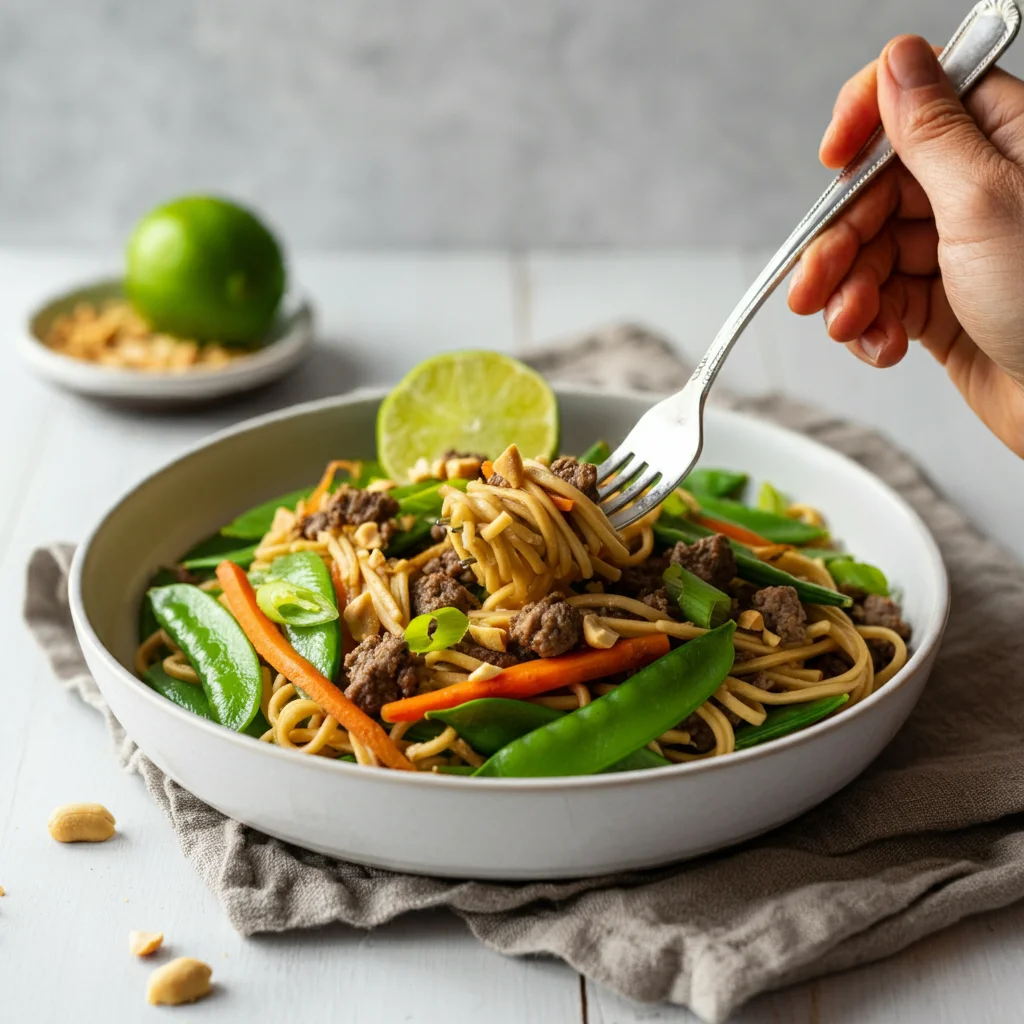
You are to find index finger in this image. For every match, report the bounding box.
[819,44,944,169]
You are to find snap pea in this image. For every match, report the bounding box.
[734,694,849,749]
[475,622,736,777]
[181,543,258,571]
[684,468,748,500]
[144,664,272,738]
[268,552,341,682]
[144,663,215,720]
[602,746,671,772]
[427,698,671,770]
[396,477,469,516]
[220,488,314,540]
[220,462,385,540]
[579,440,611,465]
[693,495,827,544]
[148,584,262,732]
[654,518,852,608]
[139,568,177,642]
[822,559,888,596]
[427,698,562,755]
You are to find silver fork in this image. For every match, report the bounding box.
[597,0,1020,531]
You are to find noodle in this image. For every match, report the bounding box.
[135,443,915,773]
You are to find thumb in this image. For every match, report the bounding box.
[878,35,1004,225]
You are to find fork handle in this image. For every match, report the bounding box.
[689,0,1020,400]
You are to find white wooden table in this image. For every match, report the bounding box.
[2,249,1022,1023]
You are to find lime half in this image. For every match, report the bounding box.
[377,351,559,481]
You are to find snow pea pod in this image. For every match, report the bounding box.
[144,664,272,738]
[693,495,827,544]
[734,694,849,749]
[269,552,341,682]
[475,622,736,777]
[427,698,563,755]
[148,584,262,732]
[654,518,851,608]
[427,699,671,771]
[579,440,610,465]
[684,468,748,500]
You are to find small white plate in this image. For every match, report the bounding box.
[18,278,314,404]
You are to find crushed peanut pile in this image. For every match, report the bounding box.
[42,300,249,372]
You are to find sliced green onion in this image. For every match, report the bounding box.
[734,694,849,749]
[663,564,731,628]
[255,579,339,626]
[825,559,889,596]
[404,607,469,653]
[684,468,748,499]
[757,481,789,515]
[579,440,611,465]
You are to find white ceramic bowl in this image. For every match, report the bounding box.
[18,278,314,404]
[69,389,948,879]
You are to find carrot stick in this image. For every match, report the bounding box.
[694,514,770,547]
[216,561,413,770]
[481,460,494,478]
[329,560,357,657]
[381,634,670,723]
[307,459,363,513]
[549,494,575,513]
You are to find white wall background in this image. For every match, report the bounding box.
[2,0,1014,247]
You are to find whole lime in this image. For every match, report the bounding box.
[125,196,286,344]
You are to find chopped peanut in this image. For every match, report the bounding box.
[129,930,164,957]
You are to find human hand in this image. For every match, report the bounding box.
[787,34,1024,458]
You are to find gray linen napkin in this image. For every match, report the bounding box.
[24,325,1024,1024]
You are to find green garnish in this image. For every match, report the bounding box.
[404,607,470,653]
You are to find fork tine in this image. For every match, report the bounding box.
[596,457,644,501]
[600,466,662,517]
[594,444,634,486]
[608,479,676,531]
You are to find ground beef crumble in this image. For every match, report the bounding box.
[421,546,476,585]
[452,639,518,669]
[300,486,399,540]
[509,594,582,658]
[549,456,599,501]
[846,593,912,672]
[410,572,480,617]
[669,534,736,590]
[751,585,806,644]
[343,633,418,716]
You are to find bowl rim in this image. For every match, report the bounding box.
[17,276,314,398]
[69,385,950,792]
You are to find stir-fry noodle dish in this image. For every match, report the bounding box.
[137,363,911,778]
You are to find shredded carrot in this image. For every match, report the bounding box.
[306,459,363,513]
[549,494,575,513]
[693,514,770,547]
[216,561,412,770]
[481,460,494,478]
[381,634,670,722]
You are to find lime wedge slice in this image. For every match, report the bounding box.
[377,351,559,482]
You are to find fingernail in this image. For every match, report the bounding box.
[825,292,844,330]
[859,327,886,363]
[887,36,939,91]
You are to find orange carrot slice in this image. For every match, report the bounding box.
[216,561,412,770]
[693,514,770,547]
[381,634,670,722]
